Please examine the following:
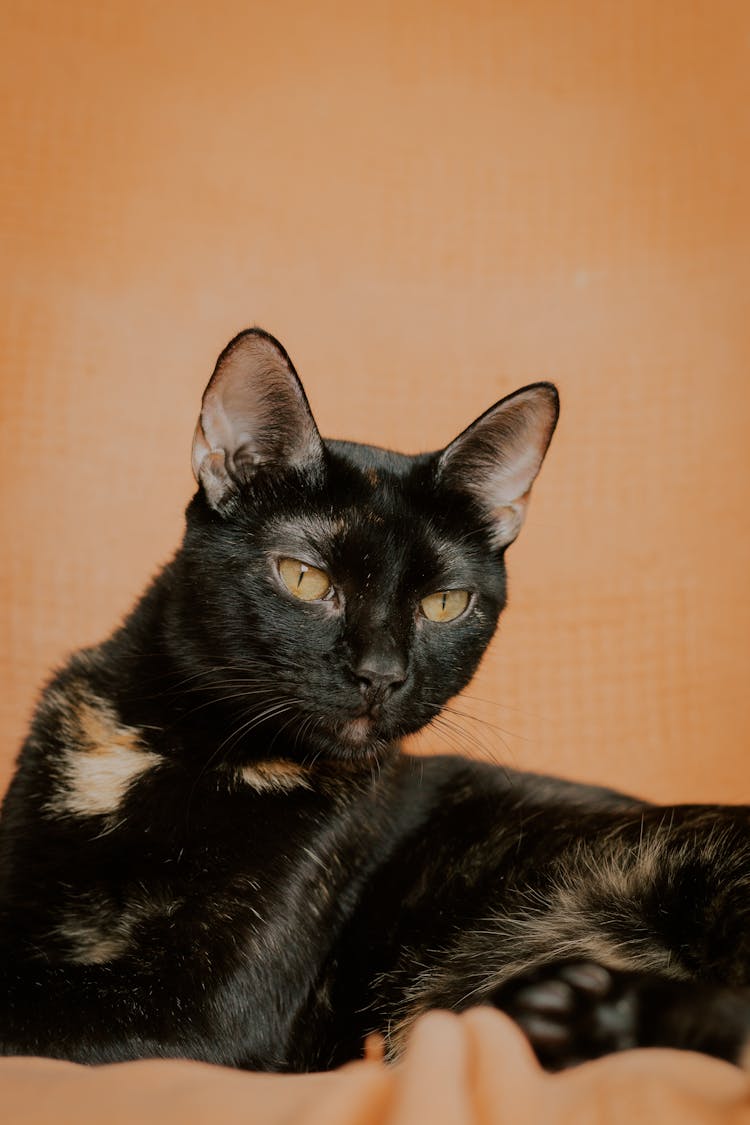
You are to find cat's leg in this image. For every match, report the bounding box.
[0,950,231,1065]
[493,959,750,1070]
[0,926,292,1069]
[380,804,750,1066]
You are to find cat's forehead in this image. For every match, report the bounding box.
[266,507,466,591]
[323,438,438,537]
[262,440,476,577]
[267,477,438,555]
[325,438,429,479]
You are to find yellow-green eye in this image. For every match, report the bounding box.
[420,589,471,623]
[278,557,332,601]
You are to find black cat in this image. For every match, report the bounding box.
[0,328,748,1071]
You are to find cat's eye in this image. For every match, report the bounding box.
[278,557,333,602]
[420,589,471,623]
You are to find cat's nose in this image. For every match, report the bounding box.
[354,654,407,702]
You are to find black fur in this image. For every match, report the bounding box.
[1,329,748,1072]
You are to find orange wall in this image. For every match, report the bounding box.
[1,2,749,803]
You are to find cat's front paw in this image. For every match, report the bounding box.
[493,961,638,1070]
[493,960,750,1072]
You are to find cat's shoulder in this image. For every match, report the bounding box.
[8,645,166,823]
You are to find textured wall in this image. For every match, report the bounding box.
[1,2,749,802]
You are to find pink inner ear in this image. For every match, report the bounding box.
[190,331,323,506]
[438,384,558,547]
[489,437,550,508]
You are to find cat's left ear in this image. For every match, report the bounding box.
[191,329,324,510]
[436,382,559,549]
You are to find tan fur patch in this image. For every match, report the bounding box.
[47,690,162,818]
[58,918,133,965]
[238,760,312,794]
[58,890,182,964]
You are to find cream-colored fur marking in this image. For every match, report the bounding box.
[48,694,162,817]
[58,918,133,965]
[60,743,160,816]
[57,890,182,964]
[239,761,312,794]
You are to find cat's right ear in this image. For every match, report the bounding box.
[191,329,324,510]
[436,382,559,549]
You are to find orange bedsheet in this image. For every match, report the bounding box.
[2,1010,749,1125]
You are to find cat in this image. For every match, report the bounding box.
[0,327,748,1072]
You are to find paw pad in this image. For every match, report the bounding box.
[494,960,638,1069]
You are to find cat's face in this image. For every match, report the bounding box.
[178,330,558,761]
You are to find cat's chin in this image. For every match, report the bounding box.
[303,714,396,762]
[337,715,374,745]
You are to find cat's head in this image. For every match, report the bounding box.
[178,329,558,762]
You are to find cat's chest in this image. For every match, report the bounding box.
[39,756,384,967]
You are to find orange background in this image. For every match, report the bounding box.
[1,1,749,804]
